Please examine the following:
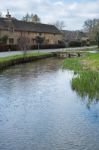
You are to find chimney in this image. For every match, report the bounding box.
[6,9,11,19]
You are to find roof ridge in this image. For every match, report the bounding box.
[0,17,61,34]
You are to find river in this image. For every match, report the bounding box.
[0,58,99,150]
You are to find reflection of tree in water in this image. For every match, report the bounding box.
[71,71,99,108]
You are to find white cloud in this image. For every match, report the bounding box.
[0,0,99,30]
[68,2,77,10]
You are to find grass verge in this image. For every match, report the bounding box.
[0,52,53,71]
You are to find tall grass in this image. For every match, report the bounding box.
[63,52,99,105]
[72,71,99,100]
[63,58,82,72]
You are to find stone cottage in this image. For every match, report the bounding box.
[0,12,62,47]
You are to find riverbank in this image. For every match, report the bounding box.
[63,52,99,101]
[1,54,99,150]
[63,52,99,72]
[0,52,54,71]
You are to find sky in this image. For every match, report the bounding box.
[0,0,99,30]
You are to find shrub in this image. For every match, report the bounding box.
[0,44,19,52]
[0,35,8,44]
[30,44,65,50]
[69,41,81,47]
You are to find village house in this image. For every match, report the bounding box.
[0,11,63,49]
[62,30,90,47]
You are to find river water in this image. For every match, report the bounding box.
[0,58,99,150]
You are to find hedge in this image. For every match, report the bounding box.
[0,44,65,52]
[0,44,19,52]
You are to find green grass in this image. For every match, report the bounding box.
[63,58,82,72]
[63,52,99,105]
[82,53,99,71]
[72,71,99,109]
[0,52,53,71]
[63,53,99,72]
[0,52,52,63]
[72,71,99,99]
[64,46,99,52]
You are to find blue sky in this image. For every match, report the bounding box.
[0,0,99,30]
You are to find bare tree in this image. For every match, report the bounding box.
[22,13,30,22]
[0,12,2,17]
[31,14,40,23]
[96,32,99,48]
[17,36,30,55]
[84,19,99,41]
[35,36,44,51]
[53,20,65,30]
[22,13,41,23]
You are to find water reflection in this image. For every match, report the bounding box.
[0,58,99,150]
[88,50,99,53]
[71,71,99,108]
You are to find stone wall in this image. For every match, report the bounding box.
[0,29,62,45]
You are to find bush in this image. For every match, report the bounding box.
[30,44,65,50]
[0,44,19,52]
[69,41,81,47]
[9,45,19,51]
[0,44,65,52]
[0,35,8,44]
[90,40,96,46]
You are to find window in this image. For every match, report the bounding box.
[8,27,14,32]
[39,33,42,36]
[31,38,36,44]
[9,38,14,44]
[10,27,14,32]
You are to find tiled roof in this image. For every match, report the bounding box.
[0,18,7,29]
[0,17,61,34]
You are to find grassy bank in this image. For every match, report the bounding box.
[63,53,99,72]
[0,52,54,71]
[63,52,99,103]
